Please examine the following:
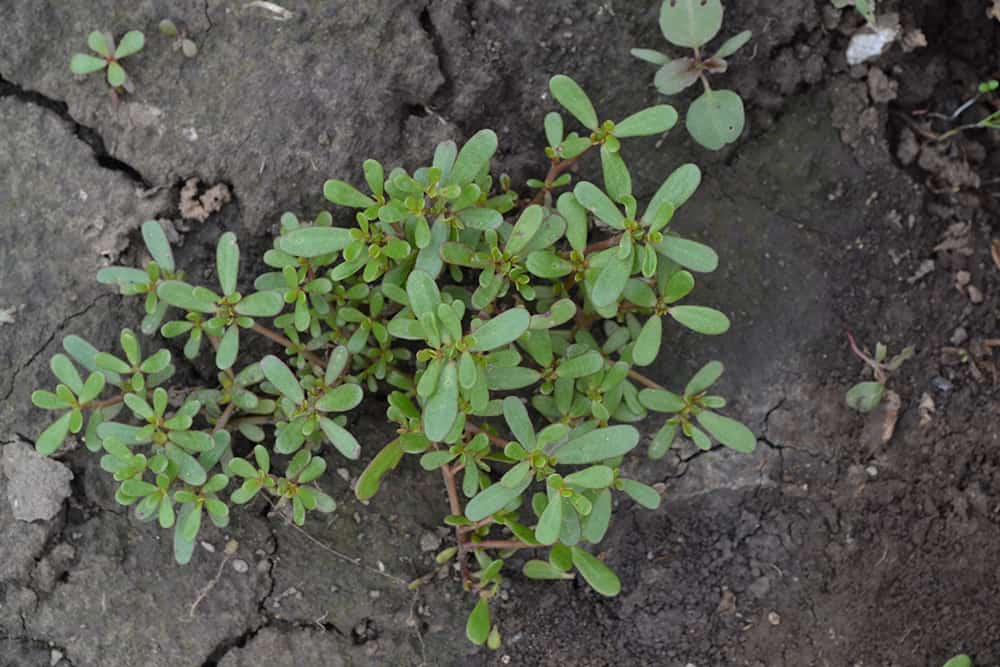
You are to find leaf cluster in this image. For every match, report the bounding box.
[70,30,145,90]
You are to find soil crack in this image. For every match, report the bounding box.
[0,74,150,187]
[0,293,114,405]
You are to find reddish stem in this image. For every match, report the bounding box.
[251,323,327,370]
[462,539,533,552]
[527,145,596,207]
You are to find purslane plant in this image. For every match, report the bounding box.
[632,0,751,150]
[70,30,145,91]
[30,74,755,648]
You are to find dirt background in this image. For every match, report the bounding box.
[2,1,1000,665]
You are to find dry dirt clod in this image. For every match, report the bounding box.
[767,611,781,625]
[179,177,233,222]
[918,392,936,427]
[1,441,73,522]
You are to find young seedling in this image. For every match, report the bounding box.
[914,79,1000,143]
[30,74,755,648]
[845,332,914,412]
[632,0,751,150]
[70,30,145,92]
[159,19,199,58]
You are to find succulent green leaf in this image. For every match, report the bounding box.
[323,179,376,208]
[523,560,574,580]
[71,53,107,75]
[277,227,353,258]
[502,396,536,450]
[614,105,679,137]
[106,61,126,87]
[457,208,503,231]
[591,258,631,308]
[355,438,404,500]
[600,144,632,202]
[549,75,599,131]
[406,270,441,319]
[714,30,753,59]
[36,412,73,456]
[525,251,573,279]
[687,89,745,150]
[659,0,724,48]
[685,361,724,396]
[174,504,197,564]
[535,493,563,545]
[506,205,544,256]
[942,656,972,667]
[465,475,530,522]
[114,30,145,59]
[631,316,662,367]
[316,383,363,412]
[571,546,621,596]
[653,236,718,273]
[87,31,111,57]
[582,489,612,543]
[620,479,662,509]
[564,465,614,489]
[669,305,730,335]
[470,309,530,352]
[630,48,670,65]
[638,388,685,413]
[165,445,208,486]
[845,381,885,413]
[643,164,701,223]
[216,232,240,296]
[235,291,284,317]
[260,355,303,404]
[215,325,239,370]
[466,597,491,645]
[447,129,498,187]
[141,221,175,272]
[31,390,70,411]
[573,182,624,228]
[554,425,639,464]
[423,362,459,442]
[51,354,84,394]
[157,281,218,313]
[556,350,604,379]
[696,411,756,453]
[319,417,361,460]
[544,112,564,149]
[650,422,678,459]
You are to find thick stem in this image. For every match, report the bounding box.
[465,422,508,449]
[527,145,596,207]
[214,401,237,433]
[82,394,125,410]
[461,539,532,552]
[251,322,327,370]
[583,233,623,255]
[627,368,666,391]
[440,463,472,586]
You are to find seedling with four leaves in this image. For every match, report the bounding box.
[632,0,751,150]
[70,30,145,91]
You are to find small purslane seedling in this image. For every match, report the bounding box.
[632,0,751,150]
[30,73,755,648]
[943,655,972,667]
[832,0,877,26]
[70,30,145,91]
[159,19,199,58]
[845,333,913,413]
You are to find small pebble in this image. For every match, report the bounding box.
[337,467,351,482]
[232,559,249,574]
[50,650,63,666]
[200,541,216,553]
[968,285,984,303]
[931,377,954,393]
[420,531,442,552]
[950,327,969,345]
[767,611,781,625]
[866,465,878,478]
[370,590,381,599]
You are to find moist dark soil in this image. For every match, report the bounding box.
[3,1,1000,666]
